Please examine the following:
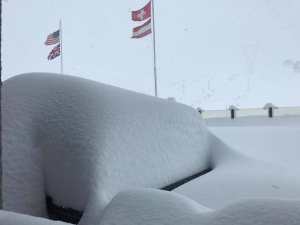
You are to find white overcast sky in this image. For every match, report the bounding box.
[3,0,300,109]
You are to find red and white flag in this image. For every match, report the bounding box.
[132,19,151,39]
[132,1,151,21]
[47,44,61,60]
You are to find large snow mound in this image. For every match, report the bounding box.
[3,73,211,217]
[100,189,300,225]
[0,210,70,225]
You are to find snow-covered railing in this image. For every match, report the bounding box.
[200,106,300,119]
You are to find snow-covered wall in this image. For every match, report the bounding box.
[3,73,211,218]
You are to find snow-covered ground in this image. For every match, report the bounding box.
[173,116,300,209]
[100,189,300,225]
[206,116,300,171]
[2,73,300,225]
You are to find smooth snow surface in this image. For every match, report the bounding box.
[206,116,300,171]
[3,73,210,218]
[100,189,211,225]
[100,189,300,225]
[0,210,70,225]
[174,135,300,209]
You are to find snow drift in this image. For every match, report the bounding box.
[2,73,211,219]
[174,135,300,210]
[100,189,300,225]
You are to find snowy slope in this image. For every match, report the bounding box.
[3,73,210,219]
[100,189,300,225]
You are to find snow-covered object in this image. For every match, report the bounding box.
[3,73,210,218]
[100,189,300,225]
[0,210,70,225]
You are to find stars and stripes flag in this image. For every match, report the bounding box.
[131,1,152,39]
[44,30,60,45]
[132,1,151,21]
[47,44,60,60]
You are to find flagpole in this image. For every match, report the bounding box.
[151,0,158,97]
[59,19,64,74]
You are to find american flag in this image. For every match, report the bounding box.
[47,44,60,60]
[45,30,60,45]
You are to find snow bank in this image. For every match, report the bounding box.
[0,210,70,225]
[100,189,211,225]
[100,189,300,225]
[174,135,300,209]
[3,73,211,218]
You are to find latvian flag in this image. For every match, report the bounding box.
[132,1,151,21]
[45,30,60,45]
[47,44,60,60]
[132,19,151,39]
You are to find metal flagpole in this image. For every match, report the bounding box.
[151,0,158,97]
[59,19,64,74]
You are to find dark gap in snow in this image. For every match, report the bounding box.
[46,168,213,223]
[161,168,213,191]
[46,196,83,224]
